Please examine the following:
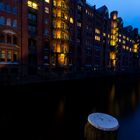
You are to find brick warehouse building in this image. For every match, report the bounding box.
[0,0,139,78]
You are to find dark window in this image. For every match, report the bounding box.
[7,35,11,44]
[0,34,5,43]
[28,12,37,24]
[13,7,17,14]
[0,2,4,11]
[6,5,11,13]
[28,25,36,35]
[0,16,5,25]
[0,49,5,62]
[13,52,18,62]
[13,36,17,45]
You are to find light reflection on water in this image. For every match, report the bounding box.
[1,77,140,140]
[43,77,140,140]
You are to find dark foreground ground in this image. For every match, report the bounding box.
[0,75,140,140]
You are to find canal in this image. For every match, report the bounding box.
[1,76,140,140]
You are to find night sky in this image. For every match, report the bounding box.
[87,0,140,31]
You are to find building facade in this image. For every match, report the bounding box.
[0,0,19,76]
[0,0,139,77]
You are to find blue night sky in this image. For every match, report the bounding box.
[87,0,140,30]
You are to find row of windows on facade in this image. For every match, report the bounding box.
[28,12,49,25]
[27,0,49,14]
[0,34,17,45]
[77,4,94,17]
[0,49,18,62]
[0,16,17,28]
[28,25,49,36]
[0,2,17,15]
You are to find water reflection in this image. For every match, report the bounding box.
[2,77,140,140]
[83,77,140,140]
[42,77,140,140]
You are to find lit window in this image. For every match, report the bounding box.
[77,22,81,27]
[45,7,49,13]
[6,18,11,26]
[95,28,100,34]
[95,36,100,41]
[0,49,6,62]
[70,17,73,24]
[27,1,38,10]
[45,0,50,3]
[110,52,116,60]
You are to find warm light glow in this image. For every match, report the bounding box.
[95,28,100,34]
[112,60,116,67]
[110,40,116,46]
[27,1,38,10]
[113,14,117,20]
[58,54,65,65]
[95,35,100,41]
[110,52,116,60]
[52,0,69,67]
[70,17,74,24]
[133,44,138,53]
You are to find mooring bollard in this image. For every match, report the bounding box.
[84,113,119,140]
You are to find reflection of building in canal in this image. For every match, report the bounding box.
[108,81,140,117]
[84,122,118,140]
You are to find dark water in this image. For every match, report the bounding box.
[1,76,140,140]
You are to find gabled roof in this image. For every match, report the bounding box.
[97,5,109,14]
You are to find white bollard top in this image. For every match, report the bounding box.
[88,113,119,131]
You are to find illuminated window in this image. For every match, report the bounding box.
[133,44,138,53]
[6,18,11,26]
[70,17,73,24]
[95,28,100,34]
[45,7,49,13]
[0,49,5,62]
[53,0,56,6]
[123,40,126,44]
[112,13,117,20]
[126,46,129,50]
[110,52,116,60]
[95,36,100,41]
[122,45,125,49]
[110,40,116,46]
[27,1,38,10]
[77,22,81,27]
[45,0,49,3]
[103,33,106,37]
